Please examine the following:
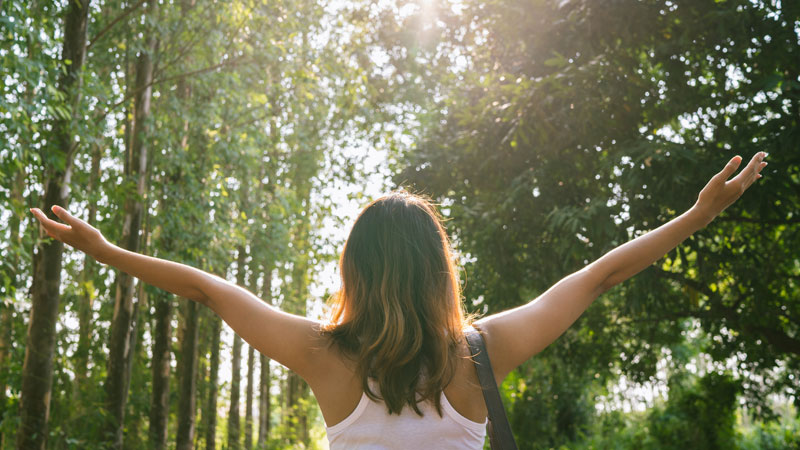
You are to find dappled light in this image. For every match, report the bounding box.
[1,0,798,448]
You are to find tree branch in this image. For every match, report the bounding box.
[97,57,249,122]
[87,0,148,50]
[652,268,800,356]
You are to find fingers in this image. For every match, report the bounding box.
[732,151,768,187]
[714,155,742,182]
[30,207,72,239]
[757,161,767,179]
[51,204,81,228]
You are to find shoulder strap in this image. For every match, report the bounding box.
[464,328,518,450]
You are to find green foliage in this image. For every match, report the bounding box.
[369,0,800,446]
[567,382,799,450]
[506,355,597,449]
[738,413,800,450]
[647,372,741,449]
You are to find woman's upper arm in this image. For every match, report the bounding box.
[474,265,608,384]
[200,276,326,381]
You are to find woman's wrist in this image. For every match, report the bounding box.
[686,203,716,230]
[92,240,117,265]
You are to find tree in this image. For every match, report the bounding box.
[103,0,158,445]
[176,300,199,449]
[149,289,172,449]
[258,266,274,447]
[205,315,223,450]
[16,0,91,447]
[228,245,247,449]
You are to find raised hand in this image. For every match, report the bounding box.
[30,205,110,259]
[692,152,768,226]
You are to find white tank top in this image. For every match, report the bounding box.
[326,382,487,449]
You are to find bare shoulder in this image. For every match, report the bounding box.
[444,336,488,423]
[303,333,362,427]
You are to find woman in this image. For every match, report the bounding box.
[31,152,767,448]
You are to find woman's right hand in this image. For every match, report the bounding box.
[31,205,111,260]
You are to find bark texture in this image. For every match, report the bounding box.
[16,0,90,447]
[103,1,157,447]
[176,300,199,449]
[228,247,247,449]
[75,145,101,392]
[205,315,222,450]
[245,345,255,449]
[149,292,172,449]
[1,170,24,448]
[258,268,273,446]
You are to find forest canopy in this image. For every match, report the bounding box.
[1,0,799,449]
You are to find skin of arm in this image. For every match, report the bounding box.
[476,152,768,383]
[30,207,325,381]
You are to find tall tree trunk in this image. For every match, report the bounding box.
[176,300,199,449]
[0,294,9,450]
[75,145,101,393]
[16,0,90,447]
[257,268,272,447]
[123,280,145,444]
[228,247,247,450]
[245,346,254,450]
[205,315,222,450]
[104,1,158,444]
[173,24,200,446]
[228,333,242,450]
[285,155,313,444]
[149,291,172,449]
[258,354,270,447]
[1,170,25,448]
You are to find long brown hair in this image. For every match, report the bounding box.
[324,190,470,416]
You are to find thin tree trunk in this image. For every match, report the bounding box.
[194,309,210,449]
[257,268,272,447]
[75,145,101,392]
[243,257,259,448]
[17,0,90,447]
[123,281,145,443]
[149,291,172,449]
[228,247,246,450]
[176,300,199,449]
[228,332,242,450]
[257,354,269,447]
[173,22,199,446]
[104,1,157,447]
[1,171,24,448]
[245,345,254,450]
[285,158,313,444]
[0,297,9,450]
[205,315,222,450]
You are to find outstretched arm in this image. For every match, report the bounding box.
[476,152,768,383]
[30,206,324,378]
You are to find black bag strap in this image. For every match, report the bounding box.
[465,328,518,450]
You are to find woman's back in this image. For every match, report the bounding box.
[326,373,486,449]
[308,332,489,440]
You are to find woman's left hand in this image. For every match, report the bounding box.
[31,205,111,260]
